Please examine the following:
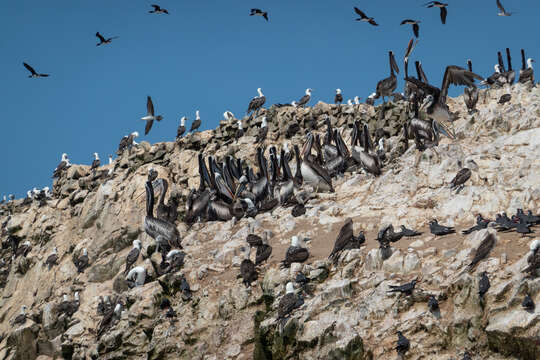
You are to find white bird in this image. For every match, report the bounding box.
[126,266,146,287]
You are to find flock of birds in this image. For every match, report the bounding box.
[2,1,539,358]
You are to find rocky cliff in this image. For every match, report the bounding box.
[0,82,539,360]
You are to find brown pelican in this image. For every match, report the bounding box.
[23,62,49,78]
[424,2,448,24]
[149,4,169,14]
[467,232,497,271]
[406,65,483,124]
[518,49,535,84]
[301,133,334,192]
[297,88,312,108]
[352,124,381,176]
[95,32,119,46]
[463,60,479,114]
[154,178,178,223]
[353,7,378,26]
[328,218,366,263]
[176,117,186,138]
[504,48,516,84]
[247,88,266,116]
[281,236,309,268]
[334,89,343,104]
[144,181,181,249]
[375,51,399,103]
[250,8,268,21]
[141,96,163,135]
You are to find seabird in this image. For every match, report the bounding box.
[334,89,343,104]
[400,225,422,237]
[522,294,535,312]
[126,266,146,287]
[117,132,139,154]
[255,116,268,143]
[498,94,511,104]
[424,1,448,24]
[396,331,410,357]
[91,153,100,172]
[406,66,483,124]
[154,179,178,224]
[190,110,201,133]
[377,224,404,244]
[12,305,27,326]
[450,168,471,190]
[504,48,516,84]
[354,96,361,105]
[53,153,71,178]
[75,248,89,273]
[328,218,365,263]
[352,123,382,176]
[353,7,378,26]
[250,8,268,21]
[144,181,182,249]
[518,49,535,84]
[45,247,59,270]
[301,133,334,192]
[366,93,377,105]
[141,96,163,135]
[235,120,244,141]
[149,4,169,14]
[463,60,479,114]
[388,279,417,295]
[462,214,490,234]
[223,111,235,121]
[277,282,304,320]
[297,88,312,108]
[496,0,513,17]
[281,236,309,268]
[478,271,490,298]
[239,247,258,287]
[15,240,32,258]
[428,295,440,318]
[400,19,420,38]
[165,249,185,271]
[246,88,266,117]
[23,62,49,78]
[124,239,141,274]
[375,51,399,103]
[97,301,122,338]
[467,232,497,271]
[176,117,187,139]
[255,234,272,265]
[95,32,119,46]
[429,219,455,236]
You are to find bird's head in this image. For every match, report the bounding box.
[336,88,341,94]
[285,282,295,294]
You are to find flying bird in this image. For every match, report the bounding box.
[354,8,378,26]
[149,4,169,14]
[95,32,119,46]
[23,62,49,78]
[141,96,163,135]
[250,8,268,21]
[424,2,448,24]
[400,19,420,38]
[496,0,513,17]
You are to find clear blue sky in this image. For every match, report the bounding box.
[1,1,538,197]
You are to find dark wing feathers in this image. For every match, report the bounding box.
[23,62,37,75]
[146,96,154,115]
[354,7,367,18]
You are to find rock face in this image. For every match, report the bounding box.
[0,83,539,359]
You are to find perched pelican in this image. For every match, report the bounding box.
[149,4,169,14]
[154,178,178,223]
[250,8,268,21]
[95,32,119,46]
[518,49,535,84]
[297,88,312,108]
[400,19,420,38]
[23,62,49,78]
[301,133,334,192]
[375,51,399,103]
[424,2,448,24]
[247,88,266,116]
[504,48,516,84]
[353,7,378,26]
[352,124,382,176]
[463,60,479,114]
[144,181,181,249]
[190,110,201,133]
[176,117,187,139]
[141,96,163,135]
[334,89,343,104]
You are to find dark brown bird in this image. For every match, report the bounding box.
[239,247,258,287]
[450,168,471,189]
[395,331,410,357]
[281,236,309,268]
[328,218,365,263]
[498,93,511,104]
[467,232,497,271]
[354,7,378,26]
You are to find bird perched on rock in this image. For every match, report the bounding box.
[239,247,257,287]
[176,117,187,139]
[377,224,404,244]
[395,331,410,357]
[291,203,306,217]
[255,117,268,144]
[329,218,365,263]
[126,266,146,288]
[498,93,511,104]
[428,295,441,318]
[522,294,535,312]
[388,279,418,295]
[190,110,201,133]
[523,240,540,277]
[124,240,141,274]
[255,233,272,265]
[450,168,471,191]
[250,8,268,21]
[400,225,422,237]
[462,214,491,234]
[11,305,27,326]
[468,231,497,271]
[478,271,490,299]
[74,248,89,273]
[334,89,343,104]
[281,236,309,268]
[45,247,59,270]
[277,282,304,320]
[429,219,455,236]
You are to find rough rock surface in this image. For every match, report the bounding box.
[0,83,539,359]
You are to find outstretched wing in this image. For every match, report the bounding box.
[440,7,447,24]
[354,7,367,18]
[496,0,506,13]
[146,96,154,115]
[96,32,106,42]
[23,62,37,75]
[441,66,484,100]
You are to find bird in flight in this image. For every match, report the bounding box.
[95,32,119,46]
[250,9,268,21]
[141,96,163,135]
[23,62,49,78]
[424,1,448,24]
[400,19,421,38]
[354,8,378,26]
[149,4,169,15]
[496,0,513,17]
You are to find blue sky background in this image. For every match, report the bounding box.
[0,0,538,197]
